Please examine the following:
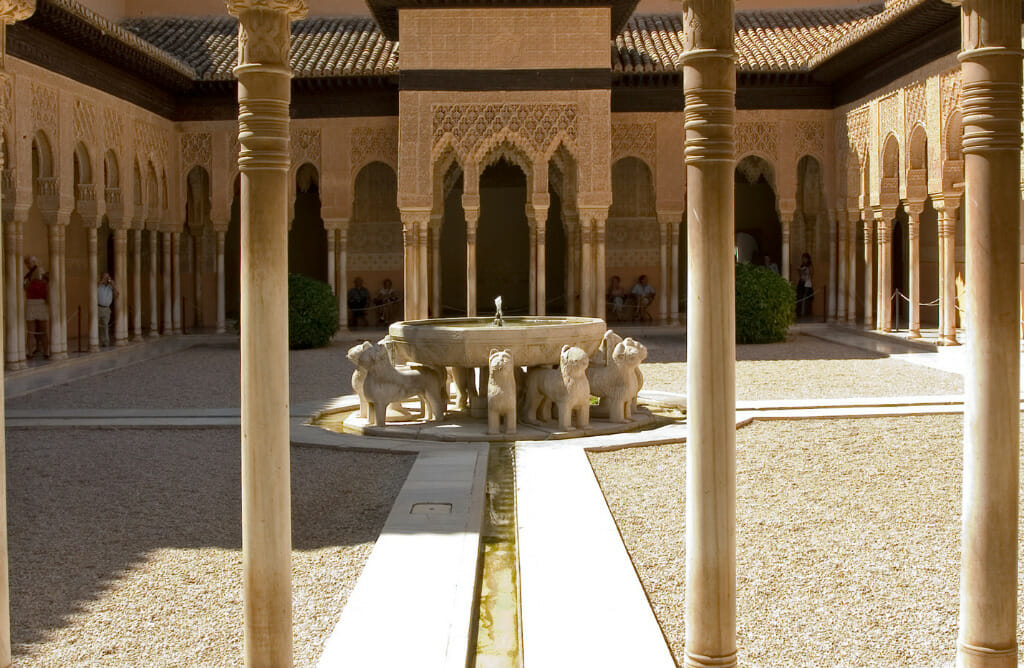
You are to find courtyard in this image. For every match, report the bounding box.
[1,326,1013,666]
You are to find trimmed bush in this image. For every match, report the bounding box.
[735,262,795,344]
[289,273,339,349]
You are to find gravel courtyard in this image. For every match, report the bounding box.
[590,415,1024,668]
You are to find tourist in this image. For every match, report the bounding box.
[764,255,779,274]
[23,256,49,359]
[607,275,627,321]
[347,276,370,328]
[374,277,400,325]
[797,252,813,317]
[631,275,655,321]
[97,272,118,347]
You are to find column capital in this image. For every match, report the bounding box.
[322,217,349,232]
[0,0,33,24]
[227,0,306,21]
[399,208,430,231]
[656,210,683,226]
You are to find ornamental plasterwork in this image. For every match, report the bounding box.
[735,118,778,162]
[607,248,659,267]
[847,106,870,163]
[431,103,579,165]
[348,252,402,272]
[0,77,12,128]
[72,98,96,143]
[351,126,397,174]
[607,217,659,249]
[292,127,320,167]
[181,132,212,170]
[611,122,656,167]
[904,82,926,134]
[30,82,58,135]
[135,119,170,164]
[793,120,825,160]
[878,92,899,142]
[940,69,961,129]
[104,109,124,153]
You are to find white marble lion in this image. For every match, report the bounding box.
[347,341,446,426]
[487,349,517,435]
[587,336,648,422]
[523,344,591,431]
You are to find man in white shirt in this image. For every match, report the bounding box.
[97,272,118,347]
[631,274,656,321]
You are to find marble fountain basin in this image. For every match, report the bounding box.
[387,316,608,368]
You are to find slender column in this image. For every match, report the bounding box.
[594,211,606,319]
[325,226,335,295]
[863,217,875,328]
[148,229,159,337]
[430,215,442,318]
[780,215,792,282]
[846,210,858,324]
[45,224,63,358]
[161,231,172,333]
[657,215,670,321]
[132,229,142,340]
[215,228,226,334]
[907,205,922,337]
[563,211,578,316]
[671,218,681,323]
[464,196,479,317]
[56,224,67,357]
[682,1,737,666]
[579,214,593,317]
[417,219,428,319]
[87,227,99,351]
[836,211,848,322]
[827,211,838,321]
[876,211,893,332]
[229,0,306,664]
[533,199,548,316]
[938,203,959,344]
[952,2,1022,664]
[527,210,537,314]
[337,225,348,329]
[400,213,419,320]
[4,220,17,367]
[172,231,182,333]
[113,227,129,346]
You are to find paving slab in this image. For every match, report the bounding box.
[317,446,488,668]
[516,446,675,668]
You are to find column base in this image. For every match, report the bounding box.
[684,650,737,667]
[89,344,100,353]
[115,339,130,347]
[938,336,960,346]
[957,641,1018,667]
[50,351,67,361]
[907,329,921,340]
[147,331,160,339]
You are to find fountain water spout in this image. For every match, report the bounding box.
[493,296,504,327]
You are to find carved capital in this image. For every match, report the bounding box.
[228,0,306,21]
[0,0,34,25]
[680,0,733,53]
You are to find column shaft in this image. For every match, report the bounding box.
[325,228,335,294]
[846,212,858,324]
[3,221,16,367]
[15,220,24,364]
[402,217,419,320]
[172,232,182,333]
[528,216,537,314]
[113,227,128,346]
[162,231,172,333]
[658,219,669,320]
[940,209,959,344]
[417,223,428,319]
[836,213,848,322]
[781,217,791,282]
[132,229,142,340]
[430,221,442,318]
[863,218,874,328]
[338,227,348,328]
[876,214,892,332]
[671,220,681,324]
[465,208,478,317]
[579,216,593,317]
[682,1,737,665]
[827,212,838,321]
[535,209,547,316]
[594,214,606,319]
[908,210,921,337]
[88,227,99,351]
[148,229,160,337]
[956,2,1022,664]
[216,229,226,334]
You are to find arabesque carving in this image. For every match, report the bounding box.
[794,120,825,159]
[878,92,899,140]
[431,103,578,164]
[0,77,12,128]
[735,118,778,161]
[351,126,397,172]
[611,122,656,166]
[72,98,96,143]
[292,127,320,166]
[905,82,926,134]
[104,109,124,151]
[182,132,212,169]
[31,82,58,134]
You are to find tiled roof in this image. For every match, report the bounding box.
[121,15,399,80]
[118,2,933,81]
[615,7,884,74]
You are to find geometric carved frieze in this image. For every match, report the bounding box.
[181,132,212,170]
[104,108,124,153]
[878,91,899,141]
[847,105,870,163]
[0,76,12,129]
[348,220,402,254]
[793,120,825,159]
[31,82,58,135]
[905,81,926,135]
[351,126,397,173]
[607,248,659,269]
[607,217,659,249]
[940,69,961,124]
[735,116,778,162]
[292,127,321,167]
[72,98,96,143]
[348,252,403,272]
[611,122,656,167]
[431,103,579,164]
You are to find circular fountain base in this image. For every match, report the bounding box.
[312,395,678,443]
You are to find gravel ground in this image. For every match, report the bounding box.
[6,332,385,409]
[638,334,964,399]
[7,427,413,667]
[589,415,1024,667]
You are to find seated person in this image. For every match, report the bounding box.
[631,274,655,321]
[373,278,401,324]
[607,275,627,321]
[347,277,370,327]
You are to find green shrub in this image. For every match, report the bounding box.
[735,262,794,344]
[288,273,339,349]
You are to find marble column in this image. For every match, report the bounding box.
[3,219,18,367]
[836,211,848,322]
[780,215,792,282]
[430,214,442,318]
[657,214,670,321]
[56,222,67,357]
[148,229,159,337]
[172,231,182,333]
[952,1,1022,664]
[132,229,142,340]
[215,228,226,334]
[325,226,335,295]
[463,194,479,317]
[337,225,348,329]
[228,0,306,663]
[863,216,875,328]
[533,197,548,316]
[827,210,838,321]
[527,209,536,314]
[417,217,428,319]
[579,213,593,317]
[846,210,858,324]
[682,1,737,666]
[46,222,67,359]
[14,219,23,364]
[161,231,172,334]
[939,202,960,345]
[876,210,893,332]
[400,211,422,320]
[87,226,99,351]
[594,211,607,319]
[563,210,578,316]
[113,227,128,346]
[671,217,681,324]
[907,204,923,338]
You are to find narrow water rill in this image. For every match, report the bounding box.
[472,445,522,667]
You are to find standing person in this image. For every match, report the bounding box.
[797,252,813,317]
[97,272,118,347]
[23,256,49,359]
[347,277,370,328]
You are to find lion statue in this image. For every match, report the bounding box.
[487,349,517,435]
[346,341,447,426]
[587,337,648,422]
[523,345,591,431]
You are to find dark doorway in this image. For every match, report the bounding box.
[478,160,529,315]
